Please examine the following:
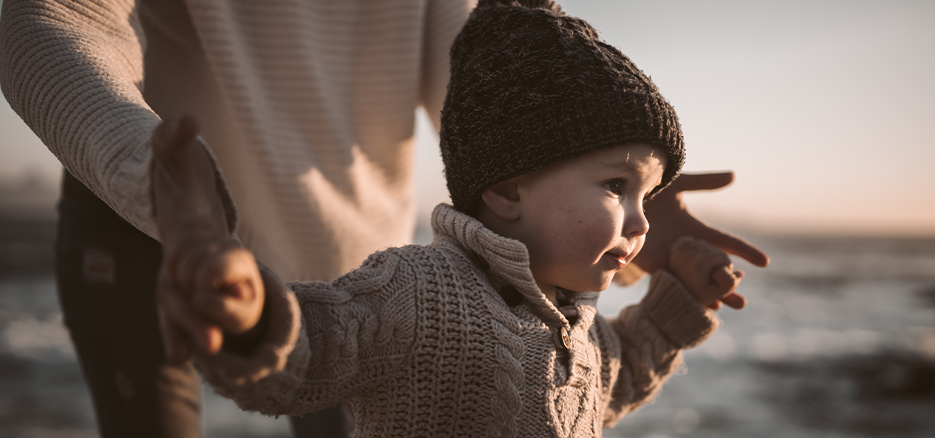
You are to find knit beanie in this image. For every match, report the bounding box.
[440,0,685,213]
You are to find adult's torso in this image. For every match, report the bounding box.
[138,0,450,281]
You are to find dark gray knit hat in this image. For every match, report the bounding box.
[440,0,685,213]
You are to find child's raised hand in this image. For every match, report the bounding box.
[669,236,746,310]
[151,116,265,364]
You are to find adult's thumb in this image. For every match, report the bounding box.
[153,115,199,161]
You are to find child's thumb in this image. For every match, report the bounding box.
[711,264,738,289]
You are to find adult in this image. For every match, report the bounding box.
[0,0,768,437]
[1,0,472,436]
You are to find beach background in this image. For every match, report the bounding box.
[1,0,934,437]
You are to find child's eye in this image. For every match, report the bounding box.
[604,179,624,196]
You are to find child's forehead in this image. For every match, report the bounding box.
[519,143,667,187]
[568,143,668,172]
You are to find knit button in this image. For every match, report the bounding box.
[558,327,571,350]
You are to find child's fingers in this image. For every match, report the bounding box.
[711,264,738,290]
[201,249,261,300]
[168,239,236,295]
[671,236,750,309]
[192,249,265,334]
[193,284,259,335]
[672,236,731,271]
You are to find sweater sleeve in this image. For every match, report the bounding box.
[419,0,472,130]
[194,249,419,417]
[598,269,721,427]
[0,0,235,238]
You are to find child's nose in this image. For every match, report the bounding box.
[623,207,650,238]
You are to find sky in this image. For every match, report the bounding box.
[2,0,934,235]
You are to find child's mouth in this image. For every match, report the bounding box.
[605,251,629,269]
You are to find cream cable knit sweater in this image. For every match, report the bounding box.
[0,0,473,281]
[196,204,721,438]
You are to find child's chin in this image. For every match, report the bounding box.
[557,271,616,293]
[581,276,615,293]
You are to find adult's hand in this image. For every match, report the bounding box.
[634,172,770,274]
[151,116,262,364]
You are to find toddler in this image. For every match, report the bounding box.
[153,1,745,436]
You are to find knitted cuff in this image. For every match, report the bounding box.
[641,270,721,349]
[194,264,302,387]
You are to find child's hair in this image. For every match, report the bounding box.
[440,0,686,214]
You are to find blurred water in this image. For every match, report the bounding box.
[1,234,934,437]
[600,235,935,438]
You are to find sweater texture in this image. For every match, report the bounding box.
[0,0,472,282]
[195,204,720,438]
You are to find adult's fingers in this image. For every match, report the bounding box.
[151,115,228,244]
[152,115,199,162]
[670,172,734,193]
[158,279,224,355]
[698,227,771,268]
[720,292,747,309]
[158,307,193,365]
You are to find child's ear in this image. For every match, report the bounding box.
[480,181,521,220]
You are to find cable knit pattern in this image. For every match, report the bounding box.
[0,0,473,281]
[196,204,719,437]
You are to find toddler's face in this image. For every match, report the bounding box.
[513,143,666,294]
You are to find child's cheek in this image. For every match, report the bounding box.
[575,209,621,262]
[630,233,646,257]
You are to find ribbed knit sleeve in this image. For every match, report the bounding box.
[419,0,473,129]
[640,270,721,348]
[0,0,234,238]
[599,269,721,427]
[195,248,420,417]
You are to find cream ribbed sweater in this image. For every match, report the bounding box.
[196,204,721,438]
[0,0,472,281]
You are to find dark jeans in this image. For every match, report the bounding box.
[55,171,351,437]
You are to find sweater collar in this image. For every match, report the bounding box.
[429,204,599,325]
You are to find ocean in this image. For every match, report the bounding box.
[1,221,933,437]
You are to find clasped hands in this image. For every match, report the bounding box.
[151,116,266,365]
[632,171,770,310]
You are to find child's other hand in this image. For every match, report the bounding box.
[151,116,265,364]
[669,236,746,310]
